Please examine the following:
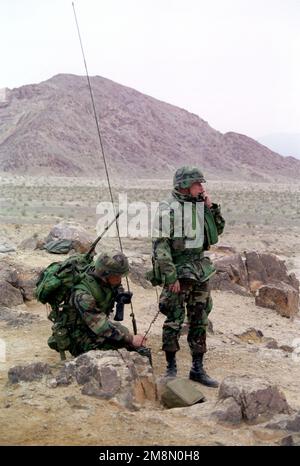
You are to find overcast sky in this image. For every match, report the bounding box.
[0,0,299,143]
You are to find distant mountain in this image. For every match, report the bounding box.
[258,133,300,160]
[0,73,300,181]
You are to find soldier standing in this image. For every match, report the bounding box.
[151,166,225,387]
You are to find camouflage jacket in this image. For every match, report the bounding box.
[71,267,132,344]
[152,189,225,285]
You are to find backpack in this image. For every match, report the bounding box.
[35,253,93,358]
[35,253,92,309]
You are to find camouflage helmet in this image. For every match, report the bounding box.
[94,250,129,277]
[173,166,206,189]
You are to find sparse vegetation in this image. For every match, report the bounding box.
[1,176,300,257]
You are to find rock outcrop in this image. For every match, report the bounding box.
[212,375,290,424]
[45,222,94,254]
[245,251,299,293]
[0,257,42,306]
[255,283,299,318]
[210,253,249,296]
[8,362,52,383]
[209,250,299,318]
[52,349,157,410]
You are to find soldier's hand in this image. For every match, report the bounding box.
[132,334,147,348]
[203,189,212,208]
[168,280,181,293]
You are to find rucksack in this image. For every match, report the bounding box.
[35,252,92,310]
[35,253,93,358]
[36,213,122,359]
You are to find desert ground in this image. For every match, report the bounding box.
[0,175,300,445]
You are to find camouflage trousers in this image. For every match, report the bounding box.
[71,320,134,356]
[159,279,212,354]
[49,319,133,357]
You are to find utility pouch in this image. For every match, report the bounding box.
[50,324,71,352]
[199,256,216,282]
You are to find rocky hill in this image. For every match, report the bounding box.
[0,73,300,181]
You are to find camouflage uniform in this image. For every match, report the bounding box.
[152,167,225,359]
[66,251,133,356]
[159,280,212,354]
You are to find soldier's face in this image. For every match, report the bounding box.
[189,182,204,197]
[107,274,122,286]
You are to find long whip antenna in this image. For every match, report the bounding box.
[72,2,137,334]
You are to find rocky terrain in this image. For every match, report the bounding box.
[0,176,300,446]
[1,74,300,181]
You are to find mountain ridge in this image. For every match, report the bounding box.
[0,73,299,181]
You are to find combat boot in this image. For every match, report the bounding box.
[189,353,218,388]
[165,351,177,378]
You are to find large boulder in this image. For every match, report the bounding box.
[211,397,243,425]
[10,265,43,301]
[0,257,42,305]
[210,253,250,295]
[0,281,23,307]
[255,283,299,318]
[45,222,94,254]
[266,412,300,432]
[53,349,157,410]
[0,259,24,306]
[244,251,299,293]
[244,251,268,292]
[213,375,290,424]
[19,235,45,251]
[208,251,299,317]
